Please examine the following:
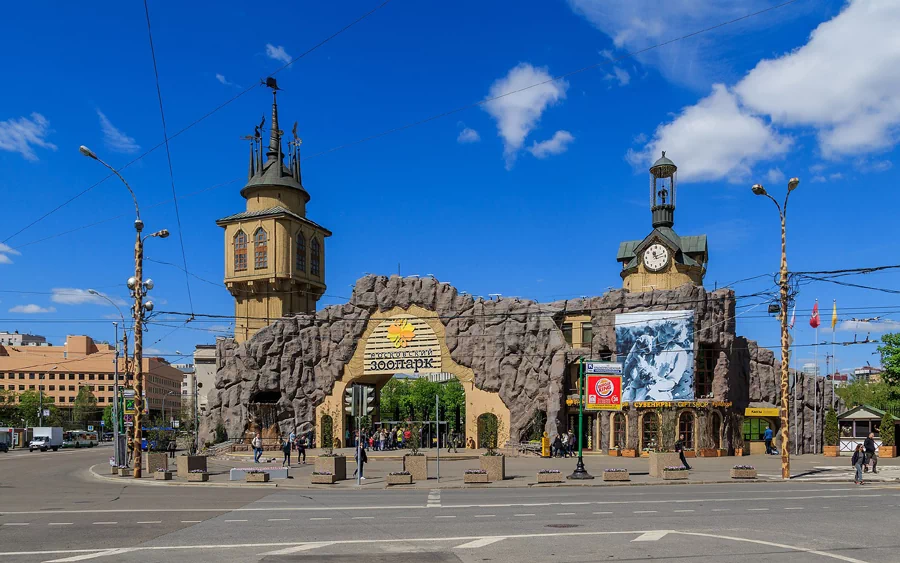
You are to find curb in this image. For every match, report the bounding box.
[88,464,278,489]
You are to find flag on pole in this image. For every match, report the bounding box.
[789,304,796,329]
[810,300,820,329]
[831,300,838,330]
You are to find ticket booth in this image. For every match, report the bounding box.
[743,407,780,455]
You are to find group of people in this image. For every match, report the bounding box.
[550,430,578,457]
[248,429,314,466]
[345,426,465,452]
[851,432,880,484]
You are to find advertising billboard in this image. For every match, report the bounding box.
[615,310,694,402]
[586,374,622,410]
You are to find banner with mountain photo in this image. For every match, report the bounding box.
[615,310,695,402]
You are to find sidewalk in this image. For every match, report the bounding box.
[90,448,900,489]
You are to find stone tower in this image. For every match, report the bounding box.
[217,82,331,343]
[616,152,708,293]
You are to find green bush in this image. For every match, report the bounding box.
[824,409,839,447]
[214,422,227,444]
[881,413,895,447]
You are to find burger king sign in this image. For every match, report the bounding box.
[586,373,622,411]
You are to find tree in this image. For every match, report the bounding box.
[824,408,839,447]
[73,387,99,426]
[877,333,900,398]
[441,378,466,429]
[102,404,115,430]
[16,390,59,427]
[0,389,17,424]
[880,413,895,447]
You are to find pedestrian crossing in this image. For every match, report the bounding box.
[427,489,441,508]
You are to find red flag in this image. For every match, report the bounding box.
[809,301,820,329]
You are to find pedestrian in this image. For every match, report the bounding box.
[296,434,307,464]
[567,430,576,457]
[345,430,351,449]
[281,437,291,467]
[251,433,262,463]
[552,434,564,458]
[448,431,458,453]
[863,432,878,474]
[404,427,412,448]
[289,429,296,451]
[764,426,773,455]
[352,440,368,479]
[675,434,692,470]
[852,443,865,485]
[126,436,134,466]
[168,439,176,459]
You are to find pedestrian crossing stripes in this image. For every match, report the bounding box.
[427,489,441,508]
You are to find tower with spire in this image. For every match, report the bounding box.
[616,152,708,293]
[217,79,332,343]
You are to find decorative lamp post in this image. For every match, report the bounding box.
[568,357,593,480]
[87,289,127,466]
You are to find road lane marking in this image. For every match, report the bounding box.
[711,509,730,512]
[181,520,201,523]
[454,537,505,549]
[633,510,657,514]
[224,520,247,523]
[474,515,495,518]
[49,523,73,526]
[352,517,374,520]
[633,531,670,542]
[435,515,455,519]
[783,507,804,510]
[747,508,769,511]
[45,548,134,562]
[673,510,695,513]
[267,518,290,522]
[261,543,334,555]
[676,531,870,563]
[137,521,161,524]
[310,517,331,521]
[515,514,535,517]
[3,523,28,526]
[427,489,441,508]
[593,512,613,515]
[557,513,576,516]
[92,522,117,525]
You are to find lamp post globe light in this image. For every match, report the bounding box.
[87,289,127,466]
[751,177,800,480]
[81,146,168,478]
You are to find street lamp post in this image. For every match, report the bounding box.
[568,357,593,480]
[80,145,168,478]
[162,391,178,427]
[87,289,126,466]
[751,177,800,480]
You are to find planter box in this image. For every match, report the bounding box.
[154,471,173,481]
[648,452,683,477]
[187,472,209,482]
[608,449,621,457]
[480,455,506,482]
[734,448,745,457]
[621,449,638,458]
[245,472,270,483]
[142,452,169,474]
[403,455,428,481]
[602,471,630,481]
[176,455,207,478]
[315,456,347,481]
[110,466,120,475]
[881,446,896,458]
[823,446,840,457]
[386,474,413,485]
[662,469,688,480]
[537,472,563,483]
[311,473,337,484]
[683,450,696,458]
[717,449,728,457]
[698,448,718,458]
[730,468,757,479]
[118,468,130,477]
[464,473,490,483]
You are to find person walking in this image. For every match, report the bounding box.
[296,434,307,465]
[764,426,773,455]
[552,434,564,458]
[168,439,177,459]
[863,432,878,474]
[352,440,368,479]
[281,437,291,467]
[251,433,262,464]
[675,434,692,470]
[448,431,459,453]
[852,443,865,485]
[567,430,576,457]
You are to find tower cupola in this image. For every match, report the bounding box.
[649,151,677,228]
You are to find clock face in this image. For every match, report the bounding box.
[643,243,669,272]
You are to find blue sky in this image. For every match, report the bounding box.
[0,0,897,376]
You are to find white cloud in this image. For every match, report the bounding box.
[0,242,20,265]
[9,304,56,314]
[96,110,140,154]
[50,288,127,306]
[612,66,630,86]
[855,158,892,173]
[0,112,56,161]
[0,254,12,265]
[837,319,900,333]
[734,0,900,157]
[811,175,827,183]
[627,84,791,182]
[457,127,480,144]
[144,348,163,355]
[829,172,844,180]
[215,73,236,86]
[765,168,785,183]
[265,44,292,65]
[483,63,568,169]
[528,130,575,159]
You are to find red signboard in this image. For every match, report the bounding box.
[586,374,622,410]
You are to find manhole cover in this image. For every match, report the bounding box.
[546,524,579,529]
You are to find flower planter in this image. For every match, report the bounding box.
[717,449,728,457]
[154,470,173,481]
[118,468,131,477]
[110,466,120,475]
[187,472,209,482]
[537,472,563,483]
[698,448,718,457]
[881,446,896,458]
[730,468,757,479]
[480,454,505,482]
[176,455,208,478]
[311,473,337,484]
[602,471,630,482]
[662,469,688,480]
[823,446,839,457]
[464,472,490,483]
[386,473,413,485]
[315,455,347,481]
[245,472,270,483]
[734,448,745,457]
[402,454,428,481]
[608,449,621,457]
[621,449,638,458]
[683,450,696,458]
[648,452,683,477]
[142,452,168,473]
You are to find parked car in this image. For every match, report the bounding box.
[0,441,8,453]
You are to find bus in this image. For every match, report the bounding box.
[63,430,99,448]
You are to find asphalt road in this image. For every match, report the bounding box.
[1,446,897,562]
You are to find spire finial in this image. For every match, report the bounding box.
[263,77,283,162]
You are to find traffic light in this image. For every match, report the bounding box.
[361,385,375,415]
[344,386,356,415]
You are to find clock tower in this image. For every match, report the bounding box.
[616,152,707,293]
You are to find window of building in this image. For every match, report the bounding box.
[641,413,659,451]
[29,373,35,379]
[612,412,626,449]
[20,373,26,379]
[581,323,592,347]
[98,374,105,381]
[0,373,4,379]
[296,232,306,272]
[253,228,268,269]
[89,374,95,380]
[562,323,573,345]
[39,373,45,380]
[69,374,75,380]
[68,385,75,391]
[234,230,248,271]
[18,385,25,390]
[38,385,45,391]
[49,385,55,391]
[695,346,715,399]
[742,418,771,442]
[68,396,75,403]
[78,374,85,381]
[98,396,105,403]
[678,411,694,449]
[28,385,35,390]
[311,238,320,276]
[48,374,55,380]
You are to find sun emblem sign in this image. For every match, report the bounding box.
[386,319,416,348]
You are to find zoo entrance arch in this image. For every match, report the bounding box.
[316,305,511,449]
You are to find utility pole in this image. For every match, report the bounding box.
[39,390,43,426]
[435,394,440,483]
[568,357,593,480]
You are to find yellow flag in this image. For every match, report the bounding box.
[831,300,837,330]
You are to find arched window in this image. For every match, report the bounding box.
[311,238,320,276]
[233,230,248,271]
[641,413,659,451]
[612,412,626,449]
[295,231,306,272]
[710,411,722,449]
[678,411,695,449]
[253,228,268,269]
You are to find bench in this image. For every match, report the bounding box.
[229,466,289,481]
